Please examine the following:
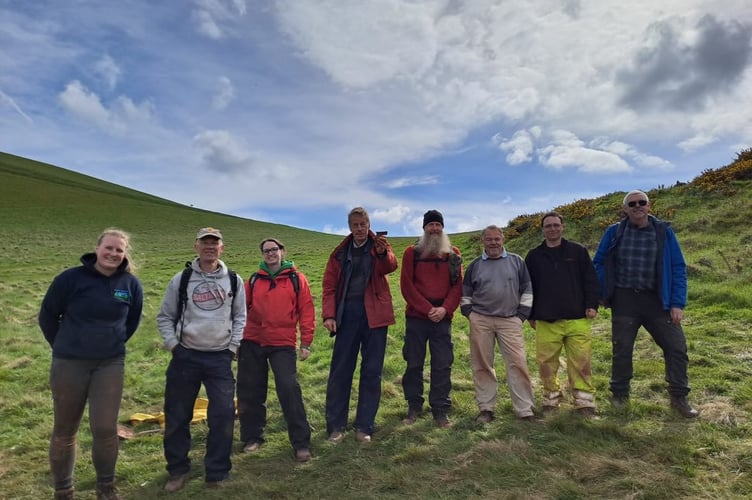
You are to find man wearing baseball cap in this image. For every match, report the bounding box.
[156,227,246,491]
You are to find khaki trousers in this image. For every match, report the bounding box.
[468,312,535,418]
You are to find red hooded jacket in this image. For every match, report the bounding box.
[243,267,315,348]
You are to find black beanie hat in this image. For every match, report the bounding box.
[422,209,444,228]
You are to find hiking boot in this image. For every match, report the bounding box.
[327,431,345,444]
[576,407,599,420]
[542,405,559,415]
[54,488,75,500]
[670,396,699,418]
[402,407,421,425]
[242,441,262,453]
[355,430,372,443]
[519,414,541,423]
[476,410,494,424]
[205,479,228,489]
[164,473,190,493]
[434,414,452,429]
[96,482,121,500]
[610,395,629,409]
[295,448,312,463]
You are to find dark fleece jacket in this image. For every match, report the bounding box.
[38,253,143,359]
[525,238,599,321]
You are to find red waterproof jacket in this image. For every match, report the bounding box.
[243,267,315,348]
[322,232,398,328]
[400,245,463,320]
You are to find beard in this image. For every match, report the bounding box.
[415,231,452,257]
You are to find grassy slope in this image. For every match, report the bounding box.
[1,151,751,499]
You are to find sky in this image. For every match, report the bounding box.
[2,1,752,237]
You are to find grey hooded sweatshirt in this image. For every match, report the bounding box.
[156,258,246,353]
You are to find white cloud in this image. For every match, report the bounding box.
[321,224,350,236]
[193,9,222,39]
[678,134,718,152]
[94,55,121,91]
[385,176,439,189]
[494,130,535,165]
[58,81,111,129]
[275,0,440,88]
[57,80,154,135]
[192,0,247,39]
[212,76,235,110]
[0,89,32,123]
[591,138,673,169]
[372,204,411,224]
[193,130,253,174]
[538,130,633,174]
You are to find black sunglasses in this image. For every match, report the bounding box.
[627,200,648,207]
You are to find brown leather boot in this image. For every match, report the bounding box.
[96,481,121,500]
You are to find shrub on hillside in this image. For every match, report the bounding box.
[693,153,752,194]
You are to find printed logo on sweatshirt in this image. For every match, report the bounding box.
[192,280,227,311]
[113,289,131,302]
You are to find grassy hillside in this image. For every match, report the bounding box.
[1,150,751,499]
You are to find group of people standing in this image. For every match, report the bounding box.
[38,190,698,499]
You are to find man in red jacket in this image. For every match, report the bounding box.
[322,207,398,444]
[399,210,463,429]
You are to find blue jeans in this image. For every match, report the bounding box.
[236,340,311,451]
[163,345,235,482]
[325,300,387,435]
[49,356,124,490]
[610,288,691,397]
[401,317,453,416]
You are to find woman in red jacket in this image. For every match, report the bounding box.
[236,238,315,462]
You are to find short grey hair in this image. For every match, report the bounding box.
[622,190,649,206]
[481,225,504,239]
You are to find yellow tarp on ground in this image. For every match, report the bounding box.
[127,398,238,428]
[128,397,209,427]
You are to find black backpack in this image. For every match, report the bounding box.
[175,261,239,329]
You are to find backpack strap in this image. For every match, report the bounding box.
[248,270,299,295]
[175,262,193,332]
[227,269,238,314]
[447,250,462,285]
[177,263,238,334]
[289,270,300,295]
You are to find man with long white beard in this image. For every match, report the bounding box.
[399,210,463,429]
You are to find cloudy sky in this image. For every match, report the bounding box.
[2,1,751,236]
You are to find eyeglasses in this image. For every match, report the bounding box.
[262,247,280,254]
[543,223,562,229]
[627,199,648,207]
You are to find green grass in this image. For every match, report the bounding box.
[1,151,752,499]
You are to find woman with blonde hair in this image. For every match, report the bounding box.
[39,228,144,499]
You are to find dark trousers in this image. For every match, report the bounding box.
[163,346,235,482]
[236,340,311,451]
[401,316,454,416]
[49,356,124,490]
[325,300,387,436]
[610,287,691,397]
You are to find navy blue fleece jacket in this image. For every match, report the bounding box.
[38,253,143,359]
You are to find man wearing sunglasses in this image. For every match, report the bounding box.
[593,191,698,418]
